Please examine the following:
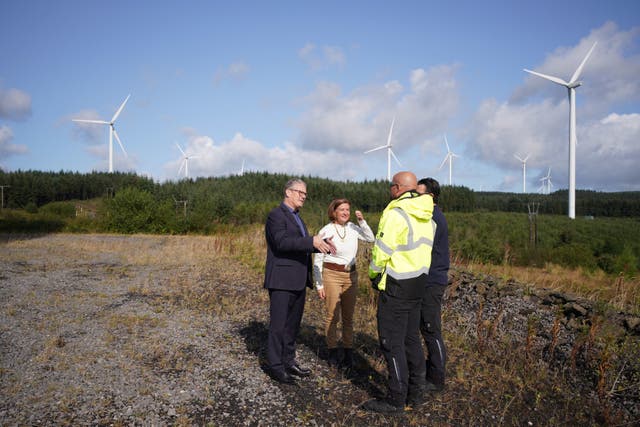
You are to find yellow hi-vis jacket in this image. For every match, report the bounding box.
[369,191,435,292]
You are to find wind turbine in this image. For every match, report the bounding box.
[364,117,401,182]
[176,143,199,179]
[524,42,596,219]
[514,153,530,193]
[439,134,459,186]
[72,94,131,173]
[539,167,553,194]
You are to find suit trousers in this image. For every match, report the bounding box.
[322,268,357,349]
[377,291,425,404]
[267,288,306,372]
[420,284,447,385]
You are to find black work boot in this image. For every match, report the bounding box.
[362,398,404,414]
[327,348,340,367]
[406,385,426,407]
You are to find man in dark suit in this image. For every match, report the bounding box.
[264,178,335,384]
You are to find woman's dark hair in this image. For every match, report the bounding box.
[417,177,440,204]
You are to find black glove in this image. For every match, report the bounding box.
[370,275,381,290]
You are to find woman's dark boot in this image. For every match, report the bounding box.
[341,348,354,369]
[328,348,340,367]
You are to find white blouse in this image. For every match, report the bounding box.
[313,219,375,289]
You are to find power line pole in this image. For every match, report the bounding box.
[527,202,539,247]
[0,185,10,210]
[173,197,188,217]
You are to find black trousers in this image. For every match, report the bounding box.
[420,284,447,385]
[267,288,306,373]
[377,290,425,404]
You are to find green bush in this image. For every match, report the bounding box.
[24,202,38,214]
[40,201,76,219]
[103,187,156,234]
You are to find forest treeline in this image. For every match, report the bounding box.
[1,170,639,277]
[2,169,640,217]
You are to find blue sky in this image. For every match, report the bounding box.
[1,0,639,192]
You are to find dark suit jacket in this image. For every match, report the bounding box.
[264,203,315,291]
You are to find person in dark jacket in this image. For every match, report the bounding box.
[415,177,450,395]
[264,178,336,384]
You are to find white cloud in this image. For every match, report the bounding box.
[0,86,32,121]
[469,22,640,191]
[577,113,640,190]
[0,125,28,160]
[69,110,105,144]
[298,43,346,71]
[164,131,363,181]
[513,22,640,115]
[296,65,460,155]
[213,61,250,85]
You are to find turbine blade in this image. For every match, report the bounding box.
[523,154,530,162]
[111,94,131,123]
[390,149,402,167]
[570,42,597,83]
[178,159,185,175]
[72,119,109,125]
[175,143,186,156]
[438,155,448,170]
[444,134,450,152]
[386,116,395,147]
[364,145,387,154]
[112,128,127,157]
[514,154,524,162]
[524,69,568,87]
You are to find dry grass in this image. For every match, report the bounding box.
[462,258,640,314]
[2,230,637,425]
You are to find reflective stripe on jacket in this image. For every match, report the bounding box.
[369,191,435,292]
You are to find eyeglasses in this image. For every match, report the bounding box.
[289,188,307,197]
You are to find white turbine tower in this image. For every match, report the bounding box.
[176,143,199,179]
[364,117,401,182]
[439,134,459,186]
[524,42,596,219]
[72,94,131,173]
[514,153,530,193]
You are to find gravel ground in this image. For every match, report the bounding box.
[0,234,363,426]
[1,233,638,426]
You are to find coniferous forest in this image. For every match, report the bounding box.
[1,169,639,276]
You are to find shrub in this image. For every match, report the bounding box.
[39,201,76,219]
[103,187,156,234]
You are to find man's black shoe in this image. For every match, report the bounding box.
[362,398,404,414]
[424,381,444,392]
[267,369,296,384]
[286,362,311,377]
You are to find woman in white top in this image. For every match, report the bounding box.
[313,198,374,368]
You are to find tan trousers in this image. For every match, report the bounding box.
[322,268,358,349]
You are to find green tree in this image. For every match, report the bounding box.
[103,187,156,233]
